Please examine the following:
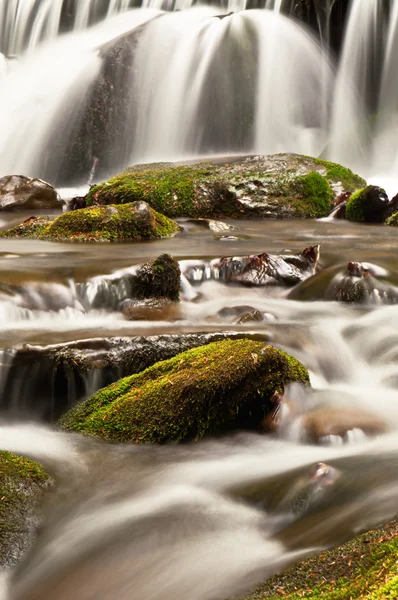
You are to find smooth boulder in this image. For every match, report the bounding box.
[59,338,309,443]
[0,175,61,211]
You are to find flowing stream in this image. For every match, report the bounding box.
[1,218,398,597]
[2,0,398,598]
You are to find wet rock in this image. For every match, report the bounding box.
[0,175,61,212]
[185,218,236,233]
[330,190,351,219]
[121,297,175,321]
[218,305,260,319]
[66,196,86,211]
[131,254,181,301]
[86,154,365,220]
[0,202,181,242]
[3,333,270,420]
[325,262,398,304]
[59,339,309,443]
[235,310,264,324]
[184,245,319,288]
[346,185,389,223]
[0,451,50,568]
[302,406,387,443]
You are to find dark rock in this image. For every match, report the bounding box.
[121,297,176,321]
[59,339,310,443]
[235,310,264,324]
[0,175,61,211]
[346,185,389,223]
[325,261,398,304]
[66,196,86,211]
[131,254,181,300]
[184,246,319,288]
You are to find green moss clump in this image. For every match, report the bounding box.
[0,451,50,567]
[386,211,398,226]
[59,338,309,443]
[290,171,333,218]
[87,164,214,217]
[310,158,366,192]
[0,202,180,242]
[244,520,398,599]
[346,188,366,222]
[131,253,181,301]
[0,216,52,239]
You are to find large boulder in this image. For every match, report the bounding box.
[86,154,366,220]
[0,201,180,242]
[0,451,50,567]
[59,338,309,443]
[0,175,61,211]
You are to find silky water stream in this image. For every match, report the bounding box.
[1,217,398,599]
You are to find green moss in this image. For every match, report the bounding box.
[0,216,52,239]
[59,338,309,443]
[85,155,365,220]
[310,158,366,192]
[346,188,366,222]
[0,451,50,566]
[0,202,180,242]
[386,211,398,226]
[131,253,181,301]
[290,171,333,218]
[87,164,214,218]
[244,520,398,599]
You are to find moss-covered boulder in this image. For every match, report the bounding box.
[0,451,50,567]
[244,520,398,600]
[86,154,366,220]
[130,253,181,301]
[59,339,309,443]
[346,185,389,223]
[0,201,180,242]
[386,211,398,227]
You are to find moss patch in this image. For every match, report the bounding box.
[59,338,309,443]
[0,202,180,242]
[131,253,181,301]
[0,451,50,567]
[386,211,398,226]
[85,154,365,220]
[244,520,398,599]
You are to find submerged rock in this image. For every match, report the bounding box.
[0,202,181,242]
[346,185,389,223]
[183,245,319,287]
[0,451,50,567]
[325,262,398,304]
[130,253,181,301]
[121,297,175,321]
[86,154,365,220]
[0,175,61,212]
[59,339,309,443]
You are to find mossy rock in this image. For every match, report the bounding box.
[346,185,389,223]
[59,338,309,443]
[0,201,180,242]
[0,451,50,567]
[244,519,398,600]
[86,154,366,220]
[131,253,181,301]
[386,211,398,227]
